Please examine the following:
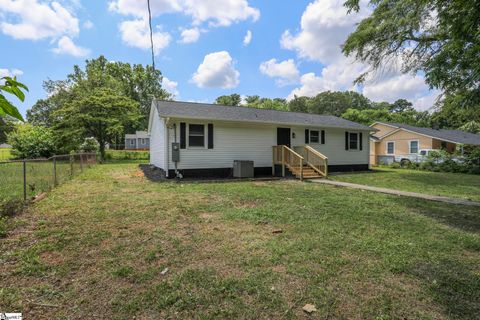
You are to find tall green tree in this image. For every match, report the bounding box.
[341,107,431,127]
[55,88,140,159]
[342,0,480,108]
[0,76,28,121]
[244,96,288,110]
[431,93,480,129]
[27,56,170,129]
[215,94,242,106]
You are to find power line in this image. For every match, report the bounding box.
[147,0,155,71]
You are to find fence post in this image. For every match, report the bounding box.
[53,157,57,186]
[70,154,74,176]
[23,160,27,201]
[80,153,84,172]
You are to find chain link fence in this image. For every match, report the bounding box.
[0,153,97,202]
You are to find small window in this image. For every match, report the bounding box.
[189,124,205,147]
[409,141,419,154]
[130,139,135,146]
[349,132,359,150]
[441,141,447,149]
[141,138,146,145]
[310,130,319,143]
[386,142,394,154]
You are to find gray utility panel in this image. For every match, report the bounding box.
[172,143,180,162]
[233,160,254,178]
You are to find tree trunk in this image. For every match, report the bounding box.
[99,142,105,161]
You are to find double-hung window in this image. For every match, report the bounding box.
[310,130,319,143]
[409,140,419,154]
[349,132,359,150]
[188,124,205,147]
[386,141,395,154]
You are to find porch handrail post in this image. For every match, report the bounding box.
[281,145,285,177]
[300,158,303,181]
[325,158,328,177]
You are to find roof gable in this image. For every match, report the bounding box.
[154,100,375,131]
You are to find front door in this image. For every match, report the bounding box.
[277,128,291,147]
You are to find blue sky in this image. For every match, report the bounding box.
[1,0,439,117]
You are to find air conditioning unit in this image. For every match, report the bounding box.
[233,160,254,178]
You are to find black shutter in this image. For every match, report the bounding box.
[359,132,363,150]
[345,131,349,150]
[321,130,325,144]
[208,124,214,149]
[305,129,309,143]
[180,122,186,149]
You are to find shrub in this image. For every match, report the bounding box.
[80,137,100,153]
[8,124,56,159]
[390,162,401,169]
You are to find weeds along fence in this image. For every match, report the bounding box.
[0,153,97,202]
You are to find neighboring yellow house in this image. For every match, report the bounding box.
[370,122,480,165]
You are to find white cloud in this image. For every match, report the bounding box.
[83,20,94,29]
[0,68,23,78]
[52,36,90,57]
[162,76,179,97]
[412,91,441,111]
[0,0,80,40]
[243,30,252,46]
[108,0,182,18]
[179,27,201,44]
[281,0,369,64]
[119,19,171,54]
[283,0,439,111]
[259,58,300,86]
[192,51,240,89]
[109,0,259,26]
[362,74,442,111]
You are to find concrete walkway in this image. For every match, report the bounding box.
[311,179,480,207]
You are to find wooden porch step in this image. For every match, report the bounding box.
[287,165,323,179]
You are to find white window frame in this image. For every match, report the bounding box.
[386,141,395,155]
[348,132,359,151]
[409,140,419,154]
[140,138,146,145]
[130,139,135,146]
[187,123,206,148]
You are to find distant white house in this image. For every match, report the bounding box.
[0,143,11,148]
[148,100,375,179]
[125,131,150,150]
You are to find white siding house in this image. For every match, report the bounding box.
[148,100,374,178]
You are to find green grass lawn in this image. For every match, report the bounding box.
[0,159,86,201]
[1,163,479,319]
[331,167,480,202]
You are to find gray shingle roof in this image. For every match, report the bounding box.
[382,122,480,145]
[155,100,374,131]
